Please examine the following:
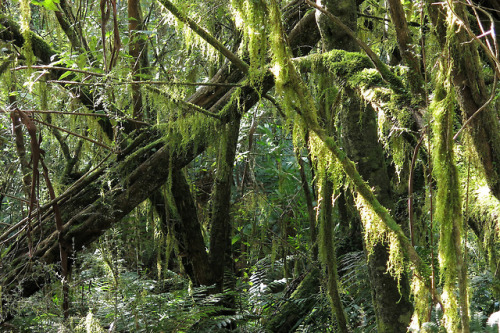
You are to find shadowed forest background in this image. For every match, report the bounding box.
[0,0,500,332]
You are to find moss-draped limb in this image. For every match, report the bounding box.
[267,0,432,296]
[294,49,424,127]
[0,14,57,64]
[156,0,249,74]
[305,0,405,95]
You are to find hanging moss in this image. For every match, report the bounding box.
[355,194,406,284]
[163,1,222,64]
[230,0,268,86]
[410,276,432,329]
[431,63,468,331]
[19,0,33,68]
[468,179,500,298]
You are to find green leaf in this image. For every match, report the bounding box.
[231,234,241,245]
[58,70,72,80]
[31,0,60,11]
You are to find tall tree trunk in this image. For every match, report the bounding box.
[128,0,148,122]
[209,117,241,293]
[340,89,413,332]
[170,170,212,286]
[314,0,413,330]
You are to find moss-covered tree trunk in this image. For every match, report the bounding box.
[169,170,213,286]
[339,88,413,332]
[315,0,413,331]
[208,117,241,293]
[427,1,500,202]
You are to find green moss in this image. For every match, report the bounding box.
[230,0,268,86]
[20,0,33,67]
[431,58,467,332]
[295,51,414,165]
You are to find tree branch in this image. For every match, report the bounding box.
[156,0,250,74]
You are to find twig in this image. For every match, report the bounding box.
[357,12,421,27]
[0,192,30,203]
[146,86,222,120]
[47,79,242,87]
[13,65,105,77]
[263,94,286,118]
[32,118,116,151]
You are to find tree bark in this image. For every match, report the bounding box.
[170,170,212,286]
[208,117,241,292]
[386,0,425,97]
[128,0,147,122]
